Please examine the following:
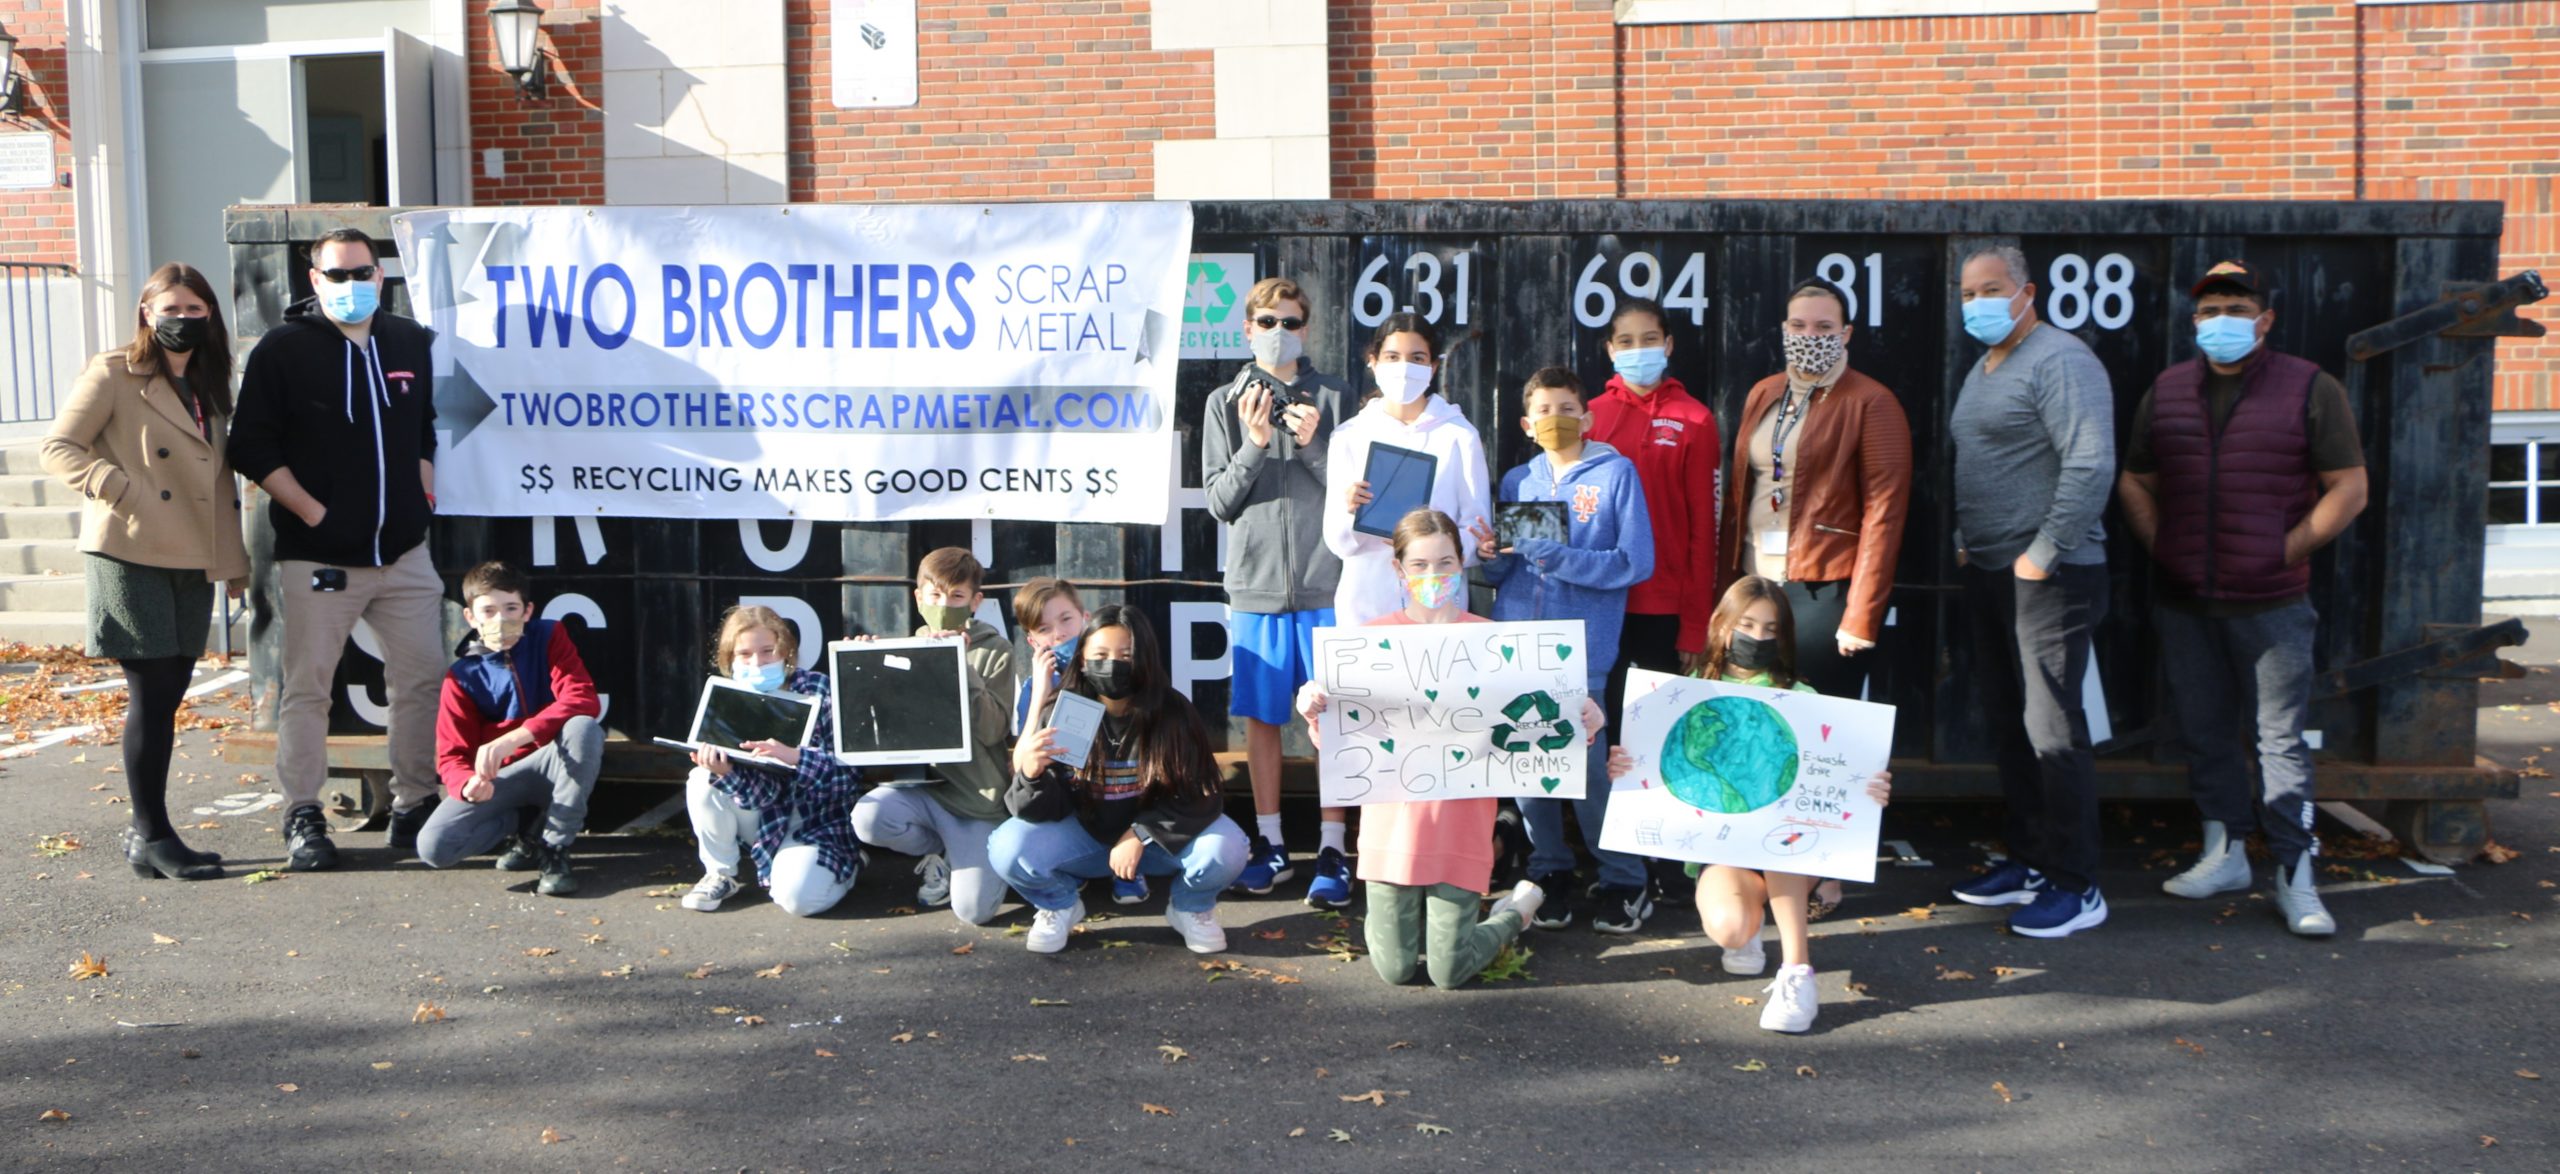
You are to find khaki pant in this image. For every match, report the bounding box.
[276,543,445,811]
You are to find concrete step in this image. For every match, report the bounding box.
[0,540,85,574]
[0,573,84,611]
[0,474,78,507]
[0,443,47,476]
[0,509,82,540]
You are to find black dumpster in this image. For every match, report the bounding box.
[219,200,2526,857]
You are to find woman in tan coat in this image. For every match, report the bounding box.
[43,262,250,880]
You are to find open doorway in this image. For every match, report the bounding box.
[298,54,388,206]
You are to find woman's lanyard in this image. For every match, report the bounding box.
[1767,386,1814,510]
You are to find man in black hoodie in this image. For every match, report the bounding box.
[229,228,445,871]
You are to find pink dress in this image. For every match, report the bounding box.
[1351,611,1498,892]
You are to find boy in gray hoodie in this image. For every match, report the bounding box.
[1197,277,1351,896]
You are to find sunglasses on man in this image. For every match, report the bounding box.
[1251,315,1306,331]
[317,266,378,283]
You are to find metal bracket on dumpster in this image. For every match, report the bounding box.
[2316,618,2529,698]
[2345,270,2548,362]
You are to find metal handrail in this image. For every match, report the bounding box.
[0,260,77,425]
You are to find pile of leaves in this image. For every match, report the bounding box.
[0,643,240,744]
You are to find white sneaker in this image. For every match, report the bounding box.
[1721,934,1768,976]
[680,873,739,912]
[2163,819,2253,898]
[2271,855,2337,937]
[1025,898,1085,954]
[1163,907,1228,954]
[1486,879,1546,926]
[915,853,952,907]
[1759,964,1818,1033]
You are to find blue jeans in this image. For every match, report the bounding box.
[1519,682,1647,890]
[988,814,1248,914]
[2152,598,2320,869]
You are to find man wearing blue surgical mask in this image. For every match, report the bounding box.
[2116,260,2367,939]
[229,227,445,874]
[1945,245,2117,941]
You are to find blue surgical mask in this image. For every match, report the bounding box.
[1047,631,1083,672]
[1611,346,1668,388]
[1962,293,2019,346]
[2195,315,2260,365]
[321,280,379,326]
[734,661,787,693]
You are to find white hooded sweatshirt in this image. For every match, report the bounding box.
[1321,394,1496,625]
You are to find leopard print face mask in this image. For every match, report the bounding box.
[1782,331,1846,374]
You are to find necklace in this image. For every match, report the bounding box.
[1768,386,1814,510]
[1101,712,1136,759]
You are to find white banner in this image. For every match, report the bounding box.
[1315,620,1591,804]
[391,203,1192,524]
[1600,669,1894,884]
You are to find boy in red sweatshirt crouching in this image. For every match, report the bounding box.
[416,561,603,895]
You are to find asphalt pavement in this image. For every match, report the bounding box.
[3,627,2555,1173]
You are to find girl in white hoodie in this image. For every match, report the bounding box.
[1305,314,1494,908]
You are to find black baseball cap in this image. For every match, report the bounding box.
[2190,259,2270,301]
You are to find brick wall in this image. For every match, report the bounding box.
[0,0,73,264]
[786,0,1215,203]
[1330,0,1619,199]
[469,4,607,205]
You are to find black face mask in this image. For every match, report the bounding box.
[1083,659,1137,701]
[153,315,209,355]
[1726,632,1780,674]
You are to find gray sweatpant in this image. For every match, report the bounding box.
[417,716,604,868]
[851,785,1007,925]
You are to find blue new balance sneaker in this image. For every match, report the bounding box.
[1232,839,1294,895]
[1112,874,1151,905]
[2008,885,2107,939]
[1305,847,1352,909]
[1951,860,2047,907]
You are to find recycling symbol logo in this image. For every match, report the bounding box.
[1185,261,1238,325]
[1490,690,1576,754]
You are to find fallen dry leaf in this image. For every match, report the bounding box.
[1388,1041,1411,1050]
[540,1127,565,1145]
[1901,904,1938,921]
[2479,841,2521,865]
[1141,1103,1175,1117]
[1341,1089,1387,1107]
[1795,1065,1818,1078]
[1992,966,2019,977]
[67,952,108,981]
[890,1032,915,1044]
[1937,967,1978,982]
[276,1083,299,1093]
[1030,997,1070,1007]
[2411,912,2435,927]
[1159,1045,1191,1063]
[2172,1037,2206,1058]
[737,1015,767,1027]
[1992,1081,2013,1104]
[1012,1053,1048,1062]
[150,933,179,946]
[685,964,718,980]
[2482,1135,2498,1148]
[1328,1129,1353,1143]
[951,942,974,955]
[1272,975,1304,985]
[710,1006,742,1015]
[1287,1126,1306,1138]
[412,1001,447,1023]
[524,947,559,957]
[1415,1123,1452,1137]
[38,1109,72,1122]
[1254,928,1287,940]
[582,934,606,945]
[814,1048,838,1058]
[1732,1059,1769,1072]
[2516,1069,2541,1081]
[371,1061,394,1071]
[1659,1054,1681,1066]
[755,962,793,979]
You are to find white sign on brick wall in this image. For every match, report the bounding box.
[1181,253,1256,360]
[832,0,918,109]
[0,133,54,190]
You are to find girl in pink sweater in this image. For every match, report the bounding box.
[1296,508,1602,989]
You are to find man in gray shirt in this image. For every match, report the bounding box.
[1945,245,2116,940]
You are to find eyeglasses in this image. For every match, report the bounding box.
[2192,305,2260,320]
[317,266,378,283]
[1251,315,1306,331]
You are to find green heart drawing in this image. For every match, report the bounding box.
[1377,639,1392,650]
[1556,643,1574,662]
[1425,689,1439,701]
[1379,738,1396,753]
[1467,686,1481,698]
[1538,776,1564,793]
[1450,749,1468,764]
[1500,645,1515,662]
[1346,707,1362,723]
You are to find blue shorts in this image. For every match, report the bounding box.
[1229,607,1334,726]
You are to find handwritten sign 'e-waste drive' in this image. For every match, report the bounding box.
[1315,620,1589,805]
[1599,669,1894,883]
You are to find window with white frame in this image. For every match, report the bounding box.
[2488,438,2560,527]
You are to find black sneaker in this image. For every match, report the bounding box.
[283,803,338,872]
[1646,859,1695,910]
[494,835,540,872]
[1528,871,1579,929]
[1589,881,1655,935]
[536,843,578,897]
[385,797,439,853]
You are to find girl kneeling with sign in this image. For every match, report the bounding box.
[1296,509,1603,990]
[993,606,1248,955]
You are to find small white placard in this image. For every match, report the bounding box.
[1181,253,1257,359]
[0,132,55,190]
[831,0,919,109]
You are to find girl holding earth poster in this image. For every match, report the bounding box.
[1608,576,1892,1033]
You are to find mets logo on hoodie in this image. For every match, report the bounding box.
[1571,484,1603,524]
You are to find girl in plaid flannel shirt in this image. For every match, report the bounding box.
[680,605,867,916]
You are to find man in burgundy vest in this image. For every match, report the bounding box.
[2117,260,2369,938]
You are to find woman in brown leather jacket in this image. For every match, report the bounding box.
[1720,277,1913,701]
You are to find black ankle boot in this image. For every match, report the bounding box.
[127,826,220,867]
[129,833,223,880]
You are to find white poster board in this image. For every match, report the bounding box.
[1599,669,1893,883]
[1315,620,1590,805]
[830,0,919,108]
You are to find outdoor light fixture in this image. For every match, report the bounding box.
[0,21,23,118]
[488,0,549,101]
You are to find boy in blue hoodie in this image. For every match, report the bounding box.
[1474,367,1657,935]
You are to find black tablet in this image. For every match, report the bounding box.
[1495,501,1570,549]
[687,679,820,757]
[827,637,974,765]
[1352,442,1440,539]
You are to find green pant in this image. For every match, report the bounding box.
[1364,881,1524,991]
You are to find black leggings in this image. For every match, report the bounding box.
[118,656,195,842]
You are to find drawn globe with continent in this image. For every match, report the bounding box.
[1658,696,1799,814]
